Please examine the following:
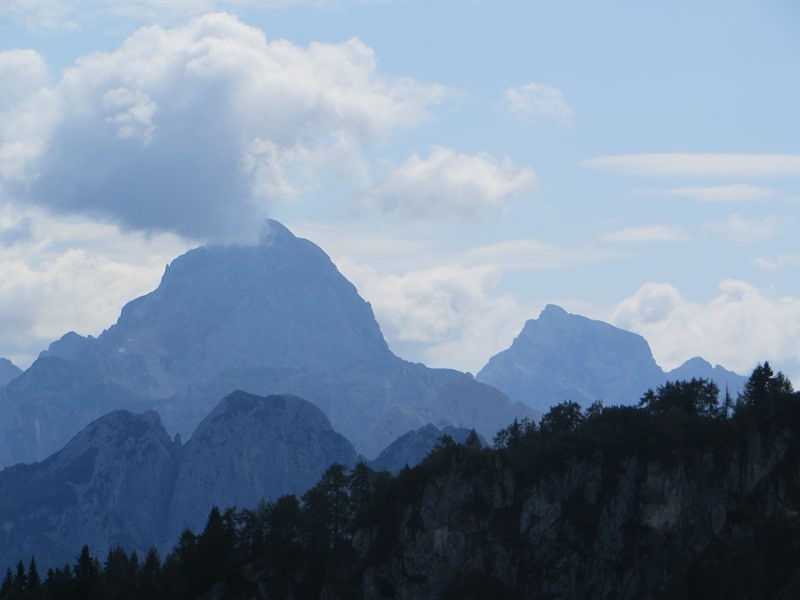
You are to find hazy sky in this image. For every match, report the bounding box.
[1,0,799,382]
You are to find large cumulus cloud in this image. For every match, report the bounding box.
[0,13,444,242]
[613,280,800,383]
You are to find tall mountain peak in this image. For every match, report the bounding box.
[43,220,392,397]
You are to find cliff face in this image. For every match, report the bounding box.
[350,426,799,599]
[167,391,357,541]
[0,410,180,571]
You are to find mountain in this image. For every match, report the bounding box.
[477,305,746,413]
[167,391,357,539]
[1,220,532,465]
[0,410,179,571]
[666,356,746,397]
[370,423,484,474]
[0,358,21,386]
[477,305,665,412]
[42,220,393,399]
[0,391,361,570]
[0,357,161,467]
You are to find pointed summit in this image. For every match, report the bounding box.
[477,306,664,411]
[44,220,392,397]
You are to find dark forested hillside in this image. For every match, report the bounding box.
[2,363,798,600]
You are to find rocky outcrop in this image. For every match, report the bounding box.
[349,426,800,599]
[166,391,357,540]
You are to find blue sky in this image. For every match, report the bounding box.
[1,0,799,382]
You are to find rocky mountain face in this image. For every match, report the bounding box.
[349,423,800,599]
[477,304,745,412]
[0,357,161,467]
[0,391,358,571]
[42,221,393,399]
[167,391,357,540]
[370,424,484,474]
[0,220,530,467]
[0,358,21,386]
[666,356,745,397]
[0,410,179,571]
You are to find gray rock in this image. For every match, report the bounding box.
[0,357,161,467]
[0,410,179,570]
[166,391,358,541]
[0,358,21,386]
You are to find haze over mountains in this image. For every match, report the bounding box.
[0,220,533,467]
[0,219,746,467]
[0,219,754,569]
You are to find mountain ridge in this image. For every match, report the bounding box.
[477,304,746,412]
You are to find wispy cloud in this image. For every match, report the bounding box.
[0,0,367,30]
[752,254,800,271]
[598,225,688,243]
[583,153,800,178]
[658,183,776,202]
[708,214,780,244]
[367,146,535,221]
[504,82,573,124]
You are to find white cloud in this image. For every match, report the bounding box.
[753,254,800,271]
[0,206,190,368]
[337,258,526,373]
[612,280,800,384]
[709,214,780,244]
[504,82,573,124]
[583,153,800,178]
[598,225,688,243]
[0,14,445,242]
[661,183,776,202]
[368,146,535,220]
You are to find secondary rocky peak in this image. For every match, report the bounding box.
[478,306,664,411]
[167,391,357,538]
[0,357,22,386]
[0,408,179,570]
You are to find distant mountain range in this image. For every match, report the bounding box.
[0,219,757,570]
